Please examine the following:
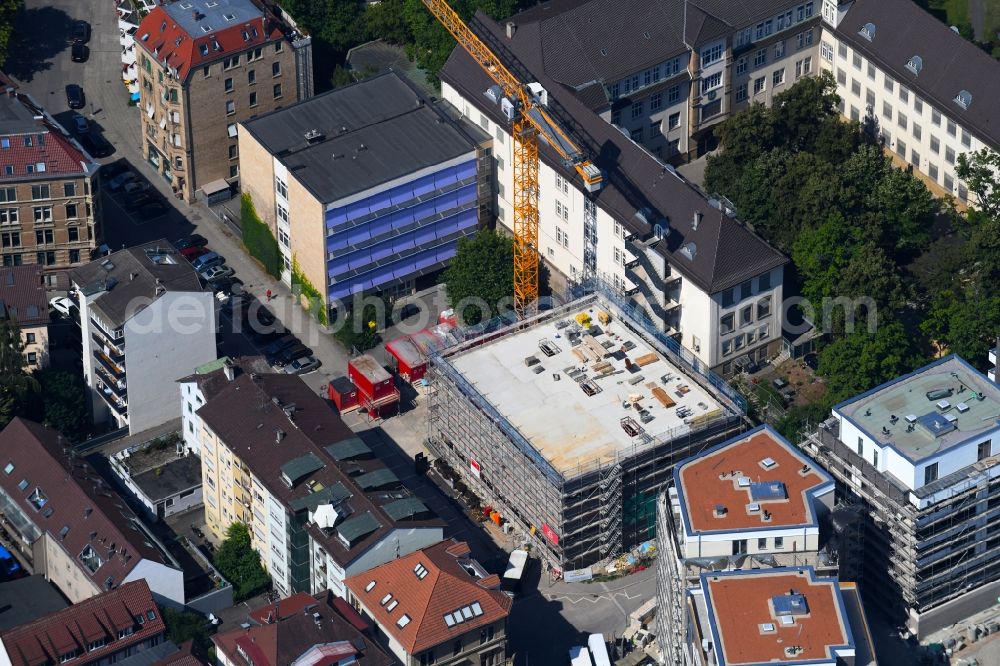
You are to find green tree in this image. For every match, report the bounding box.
[0,0,23,67]
[160,606,215,655]
[442,230,514,325]
[213,523,270,602]
[817,321,922,403]
[771,71,841,152]
[332,297,386,353]
[34,369,89,442]
[0,319,37,429]
[957,148,1000,218]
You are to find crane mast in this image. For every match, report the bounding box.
[421,0,602,317]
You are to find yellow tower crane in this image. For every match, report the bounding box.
[422,0,603,318]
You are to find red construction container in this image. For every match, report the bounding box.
[348,354,395,400]
[385,336,427,383]
[327,376,359,412]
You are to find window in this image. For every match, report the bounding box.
[631,101,643,119]
[914,97,924,114]
[31,184,49,200]
[702,44,724,66]
[849,78,860,97]
[274,40,283,52]
[961,129,971,148]
[36,251,55,266]
[930,135,940,154]
[910,149,920,167]
[701,72,722,94]
[929,163,939,181]
[63,182,76,197]
[775,537,784,549]
[867,61,875,80]
[931,109,941,126]
[555,200,569,222]
[0,209,17,225]
[857,437,863,455]
[882,101,892,119]
[947,119,956,137]
[722,339,733,356]
[35,229,53,245]
[757,296,771,317]
[69,249,79,263]
[275,177,288,199]
[273,83,282,99]
[228,144,238,160]
[866,89,875,108]
[775,41,785,59]
[735,57,747,75]
[650,92,662,111]
[735,83,748,102]
[223,55,240,70]
[611,109,621,125]
[883,76,894,93]
[721,288,736,308]
[453,639,462,656]
[649,121,661,137]
[87,638,105,652]
[740,305,753,325]
[852,52,862,69]
[2,254,21,266]
[753,76,765,95]
[33,207,52,223]
[249,91,258,107]
[978,440,992,461]
[912,122,921,141]
[1,232,20,248]
[945,147,955,165]
[555,174,569,195]
[896,138,906,157]
[899,85,909,104]
[667,85,680,104]
[720,313,735,334]
[773,69,785,86]
[758,538,767,549]
[668,112,680,130]
[224,77,233,92]
[65,202,77,219]
[821,41,833,62]
[754,48,767,68]
[897,112,907,130]
[924,463,938,485]
[272,61,281,77]
[225,100,235,115]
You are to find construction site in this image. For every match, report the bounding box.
[801,355,1000,639]
[425,290,746,568]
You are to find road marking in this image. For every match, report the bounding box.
[541,588,644,605]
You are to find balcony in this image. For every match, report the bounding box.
[90,316,124,343]
[93,348,125,378]
[94,366,126,399]
[627,274,680,326]
[96,383,128,417]
[91,332,124,360]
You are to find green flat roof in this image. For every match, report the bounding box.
[195,357,231,374]
[382,497,430,521]
[337,511,381,544]
[288,482,352,512]
[325,437,372,461]
[356,468,400,490]
[280,452,325,487]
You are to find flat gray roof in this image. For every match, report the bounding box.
[447,295,726,474]
[0,575,68,631]
[162,0,261,38]
[131,455,202,502]
[240,72,482,203]
[835,355,1000,463]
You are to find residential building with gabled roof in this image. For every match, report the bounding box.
[345,539,511,666]
[0,265,49,368]
[0,418,184,606]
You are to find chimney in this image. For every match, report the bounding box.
[506,21,516,39]
[224,359,236,381]
[275,428,285,444]
[692,211,702,230]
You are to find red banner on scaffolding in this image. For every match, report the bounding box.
[542,523,559,545]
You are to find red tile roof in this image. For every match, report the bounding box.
[0,94,92,181]
[701,569,852,665]
[0,265,47,327]
[345,539,512,655]
[0,580,164,666]
[0,419,171,591]
[135,6,281,81]
[213,591,392,666]
[676,427,832,533]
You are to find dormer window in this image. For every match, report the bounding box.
[859,22,876,41]
[906,55,922,76]
[954,90,972,110]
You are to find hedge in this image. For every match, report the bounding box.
[240,194,281,278]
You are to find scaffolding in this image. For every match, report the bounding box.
[425,290,745,569]
[803,420,1000,637]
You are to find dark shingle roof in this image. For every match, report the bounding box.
[0,266,47,327]
[836,0,1000,147]
[440,14,786,293]
[240,72,484,204]
[68,240,204,327]
[0,419,172,588]
[0,576,69,631]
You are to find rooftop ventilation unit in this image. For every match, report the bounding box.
[945,413,958,424]
[906,55,923,76]
[957,402,970,413]
[760,457,777,469]
[937,400,951,411]
[905,414,918,423]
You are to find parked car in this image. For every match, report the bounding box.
[249,328,283,346]
[71,43,89,62]
[49,296,74,317]
[107,171,137,191]
[122,180,150,195]
[180,246,210,261]
[192,252,224,271]
[199,264,235,282]
[72,114,88,134]
[140,201,168,219]
[262,334,299,357]
[271,344,311,367]
[244,304,276,328]
[72,20,90,44]
[174,234,207,250]
[284,356,321,375]
[80,132,111,157]
[206,275,242,293]
[65,84,85,109]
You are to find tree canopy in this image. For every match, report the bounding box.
[213,523,270,602]
[442,230,514,325]
[0,319,37,430]
[0,0,22,67]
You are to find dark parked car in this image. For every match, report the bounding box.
[174,234,208,250]
[272,344,311,367]
[65,84,84,109]
[263,334,298,357]
[72,20,90,44]
[242,304,276,328]
[140,201,168,219]
[80,133,112,158]
[71,43,89,62]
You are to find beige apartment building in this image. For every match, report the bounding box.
[134,0,312,202]
[0,265,49,367]
[0,90,99,289]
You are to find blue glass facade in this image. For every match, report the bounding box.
[325,160,479,302]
